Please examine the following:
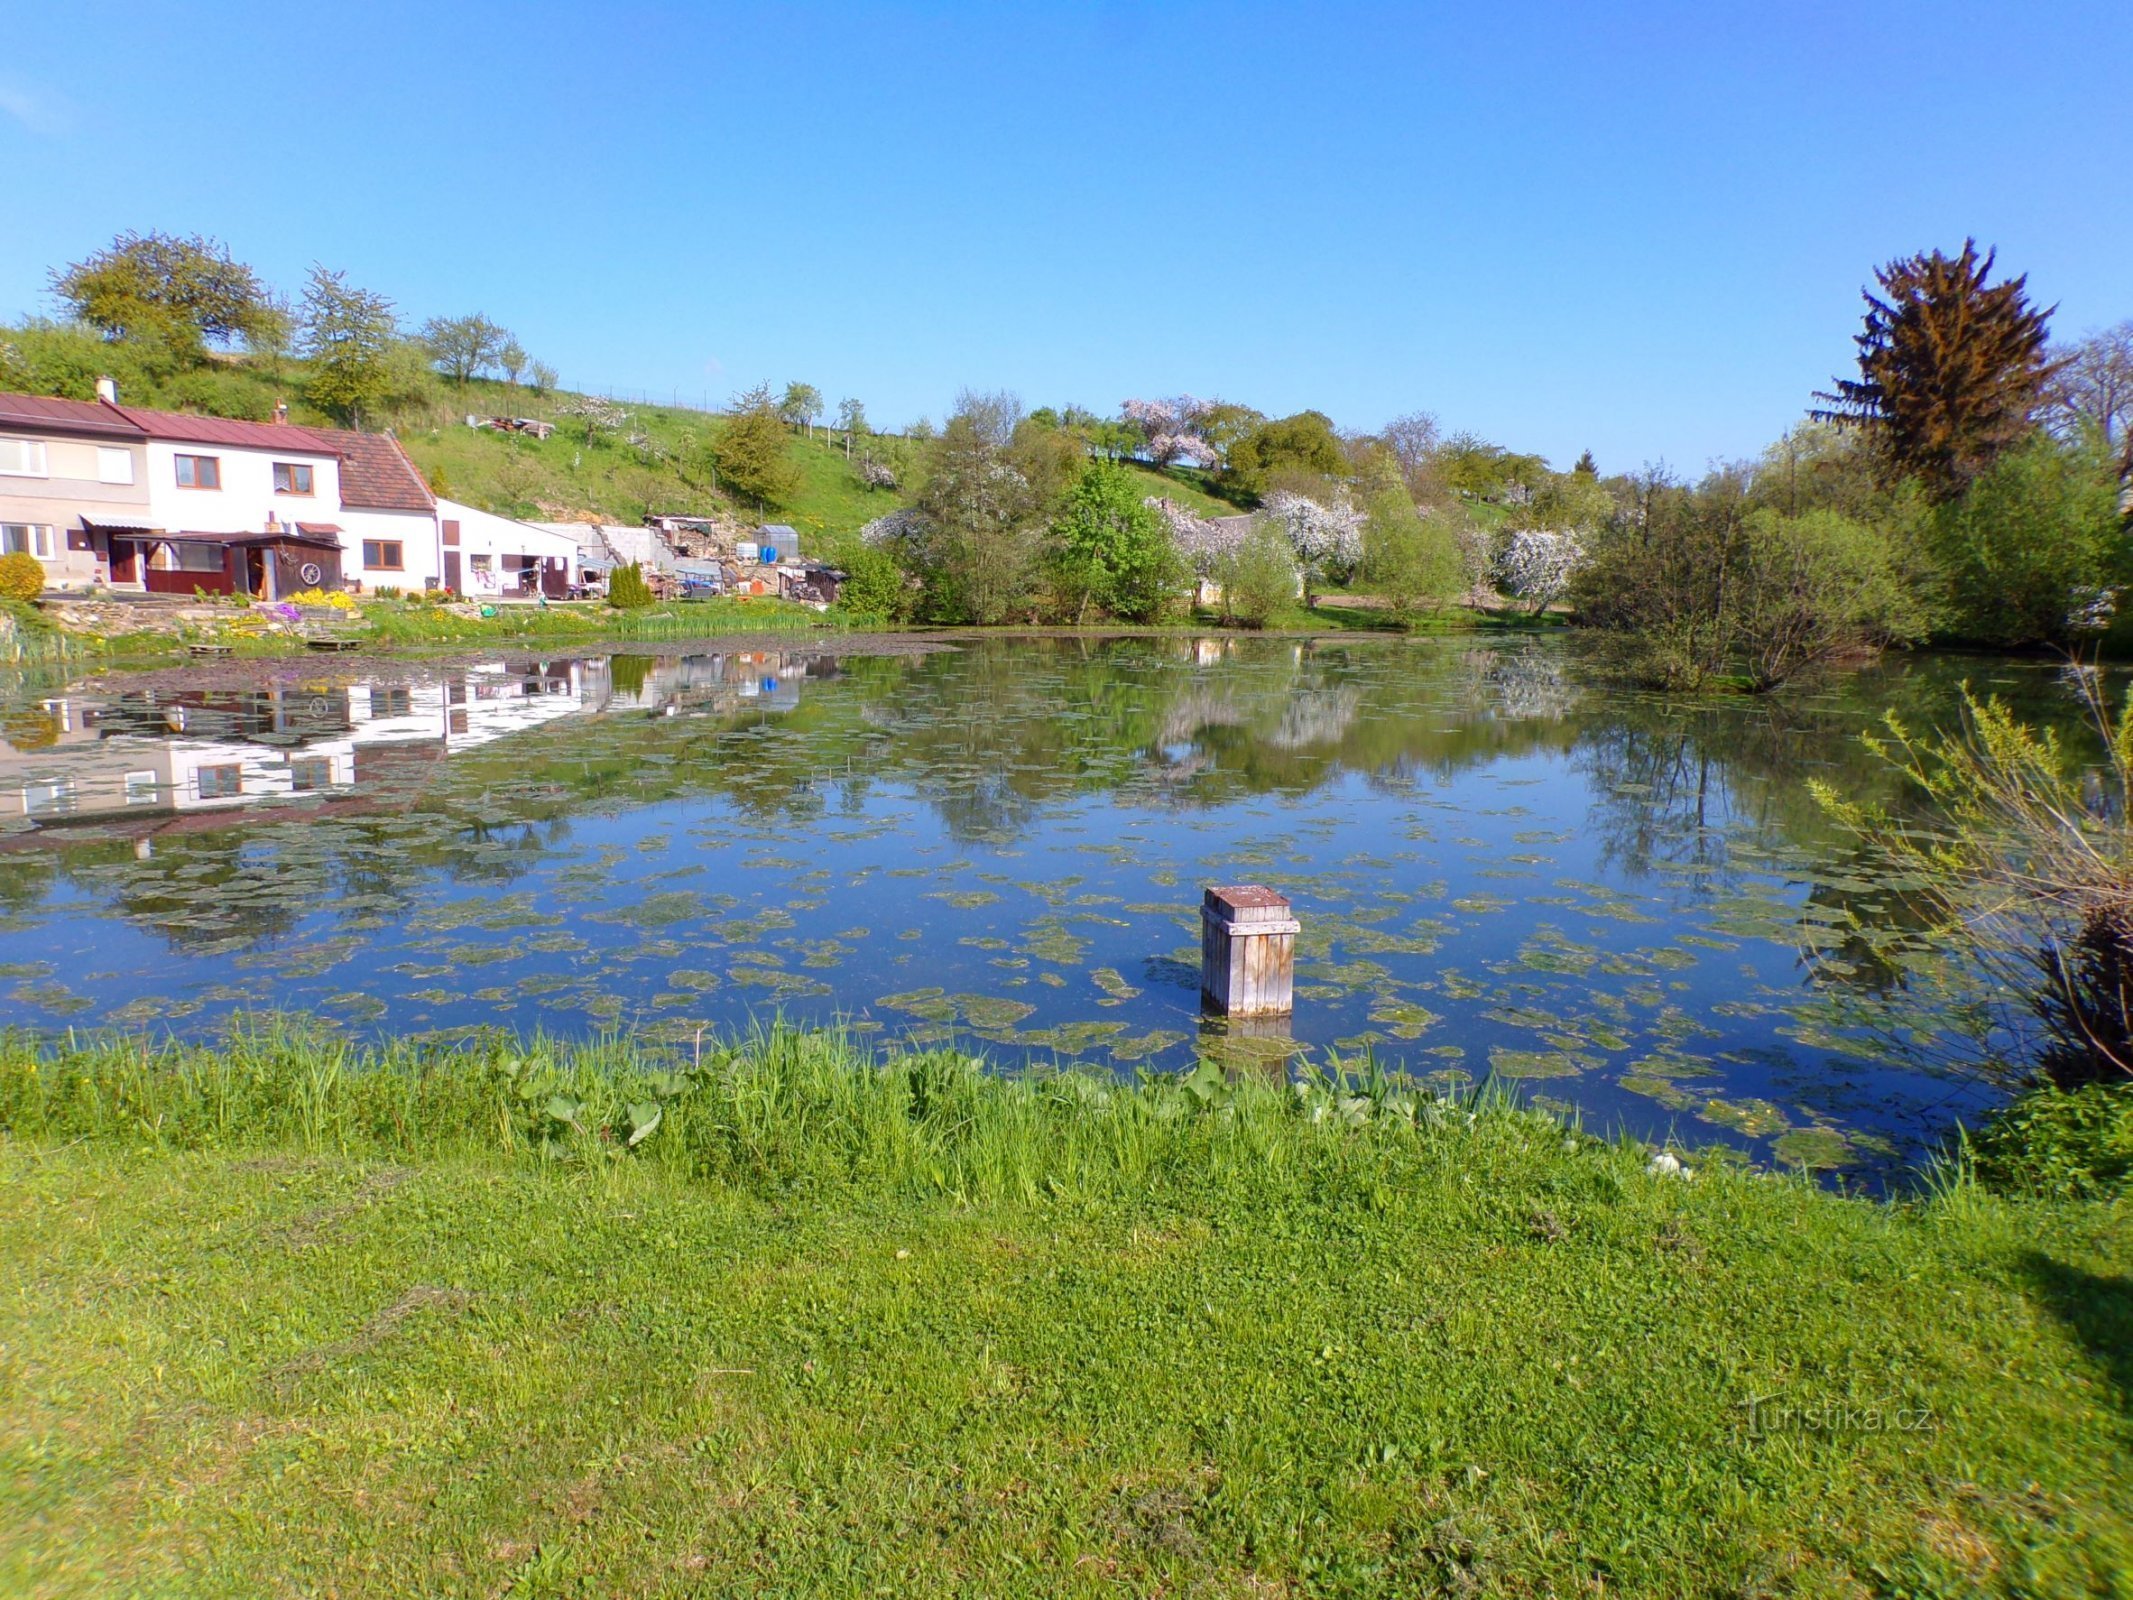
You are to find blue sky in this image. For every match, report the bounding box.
[3,1,2128,471]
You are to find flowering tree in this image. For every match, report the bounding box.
[1491,528,1585,614]
[1146,496,1237,578]
[1122,396,1218,469]
[1263,490,1365,604]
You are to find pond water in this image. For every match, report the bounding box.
[0,635,2089,1174]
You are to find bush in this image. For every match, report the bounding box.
[1576,484,1916,691]
[1924,431,2125,647]
[0,551,44,603]
[834,543,912,623]
[1816,684,2133,1092]
[1214,521,1298,628]
[1361,473,1466,618]
[607,562,654,610]
[1971,1082,2133,1199]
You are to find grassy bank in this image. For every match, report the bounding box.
[1,1023,2127,1596]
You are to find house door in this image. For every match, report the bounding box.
[444,551,461,593]
[110,541,139,583]
[541,558,567,599]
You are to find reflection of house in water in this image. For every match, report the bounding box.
[0,651,830,832]
[0,660,599,829]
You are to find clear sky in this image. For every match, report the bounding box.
[3,1,2128,472]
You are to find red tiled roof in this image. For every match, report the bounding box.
[0,390,145,440]
[309,426,435,513]
[113,403,340,455]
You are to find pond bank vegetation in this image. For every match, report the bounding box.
[0,1017,2128,1593]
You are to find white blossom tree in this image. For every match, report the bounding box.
[1491,528,1585,614]
[1263,489,1365,604]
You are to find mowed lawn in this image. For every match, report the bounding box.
[2,1129,2128,1597]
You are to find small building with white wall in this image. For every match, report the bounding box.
[436,499,579,598]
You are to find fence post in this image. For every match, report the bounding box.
[1200,885,1299,1018]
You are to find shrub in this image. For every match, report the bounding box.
[1970,1082,2133,1199]
[1361,472,1466,617]
[1815,683,2133,1092]
[834,543,912,623]
[1576,484,1916,691]
[1923,431,2125,647]
[1214,521,1298,628]
[607,562,654,610]
[0,551,44,603]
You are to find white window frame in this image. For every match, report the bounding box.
[23,778,76,817]
[96,447,135,485]
[124,770,160,806]
[1,523,57,560]
[0,438,49,477]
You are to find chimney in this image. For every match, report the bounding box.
[95,375,118,405]
[272,399,288,425]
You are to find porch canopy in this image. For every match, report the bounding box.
[80,521,344,598]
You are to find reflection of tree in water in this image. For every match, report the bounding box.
[10,639,2095,966]
[1460,643,1581,723]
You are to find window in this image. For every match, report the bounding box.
[371,687,413,718]
[170,542,224,573]
[469,554,493,572]
[288,757,332,793]
[272,461,314,495]
[195,764,243,800]
[96,447,135,485]
[124,770,161,806]
[174,454,221,490]
[23,779,75,817]
[362,540,404,570]
[1,524,57,561]
[0,438,48,477]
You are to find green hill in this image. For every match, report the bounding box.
[0,328,1234,559]
[397,379,1236,555]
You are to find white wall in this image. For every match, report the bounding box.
[339,506,441,591]
[141,439,342,536]
[438,498,578,597]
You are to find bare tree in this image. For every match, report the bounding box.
[1383,410,1443,502]
[2046,321,2133,481]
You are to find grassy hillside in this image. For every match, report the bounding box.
[393,378,1236,554]
[0,329,1233,557]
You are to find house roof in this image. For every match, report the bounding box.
[113,403,340,455]
[0,391,146,440]
[311,428,435,513]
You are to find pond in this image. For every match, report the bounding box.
[0,635,2089,1175]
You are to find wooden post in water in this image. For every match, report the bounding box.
[1200,885,1299,1018]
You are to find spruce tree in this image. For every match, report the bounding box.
[1815,240,2057,501]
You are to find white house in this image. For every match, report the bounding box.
[0,382,441,596]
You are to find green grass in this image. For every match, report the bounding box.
[388,379,1234,551]
[1,1021,2127,1596]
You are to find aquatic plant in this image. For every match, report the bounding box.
[1813,676,2133,1090]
